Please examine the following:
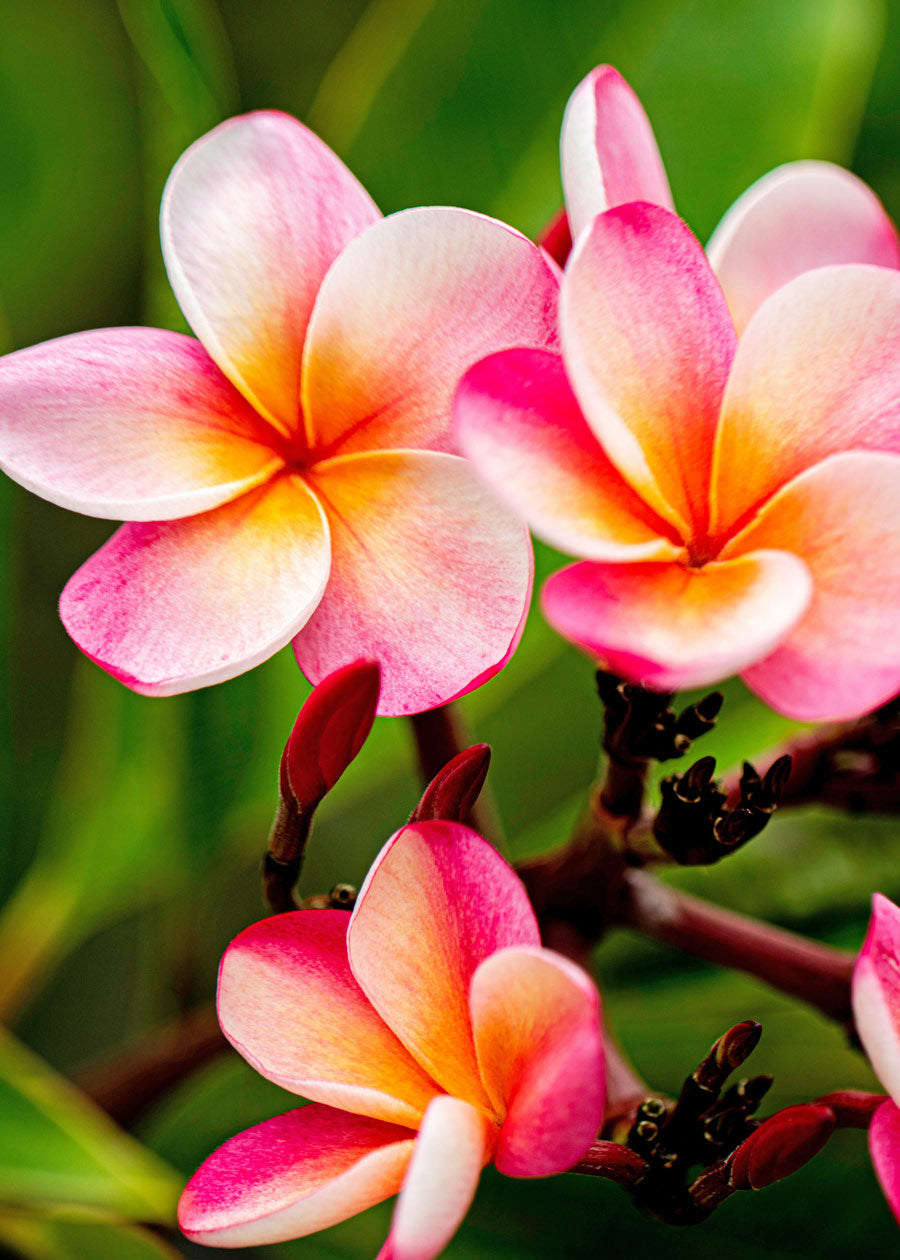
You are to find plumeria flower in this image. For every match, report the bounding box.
[852,893,900,1225]
[0,112,561,714]
[456,201,900,720]
[178,820,605,1254]
[556,65,900,328]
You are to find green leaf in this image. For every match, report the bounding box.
[0,1026,179,1221]
[0,1212,182,1260]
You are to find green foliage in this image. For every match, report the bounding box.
[2,1,900,1256]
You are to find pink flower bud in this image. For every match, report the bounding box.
[411,743,491,824]
[282,659,380,811]
[730,1103,835,1190]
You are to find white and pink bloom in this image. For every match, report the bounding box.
[559,65,900,328]
[178,820,605,1254]
[0,112,561,714]
[852,893,900,1225]
[456,198,900,721]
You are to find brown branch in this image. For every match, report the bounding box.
[620,870,855,1026]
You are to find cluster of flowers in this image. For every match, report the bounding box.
[4,63,900,1255]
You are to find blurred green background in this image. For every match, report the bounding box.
[2,0,900,1255]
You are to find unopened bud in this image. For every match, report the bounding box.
[283,659,381,810]
[411,743,491,824]
[730,1104,835,1190]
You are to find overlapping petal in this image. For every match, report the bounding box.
[60,473,330,696]
[455,348,683,562]
[179,1105,415,1248]
[707,161,900,334]
[378,1096,494,1260]
[852,893,900,1108]
[470,946,604,1178]
[162,111,380,436]
[347,822,539,1109]
[0,329,281,520]
[217,910,440,1127]
[724,452,900,720]
[561,203,736,537]
[542,551,812,694]
[870,1100,900,1226]
[711,265,900,534]
[294,450,532,716]
[560,65,673,243]
[301,207,560,458]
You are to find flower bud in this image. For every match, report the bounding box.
[411,743,491,824]
[730,1103,835,1190]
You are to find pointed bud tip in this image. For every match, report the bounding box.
[717,1021,763,1071]
[412,743,492,823]
[284,659,381,808]
[730,1104,835,1190]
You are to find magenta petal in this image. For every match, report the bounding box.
[853,894,900,1107]
[294,451,532,716]
[347,821,539,1110]
[470,946,605,1178]
[708,161,900,334]
[561,66,674,243]
[455,348,683,562]
[542,552,812,692]
[162,110,380,435]
[60,474,330,695]
[869,1099,900,1226]
[0,328,281,520]
[178,1104,415,1248]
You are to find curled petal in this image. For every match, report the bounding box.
[869,1099,900,1226]
[711,264,900,534]
[61,473,330,695]
[541,551,812,693]
[724,452,900,720]
[379,1096,493,1260]
[852,893,900,1108]
[218,911,440,1128]
[348,821,539,1110]
[0,329,281,520]
[707,161,900,334]
[561,203,736,537]
[302,207,560,458]
[455,348,683,562]
[162,111,380,435]
[561,65,674,243]
[470,946,605,1177]
[178,1105,415,1248]
[294,450,532,716]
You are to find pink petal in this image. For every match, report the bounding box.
[162,111,380,437]
[301,207,560,458]
[347,821,539,1111]
[470,946,604,1178]
[541,551,812,693]
[218,910,440,1128]
[561,66,674,243]
[454,348,684,562]
[852,893,900,1107]
[561,203,736,538]
[178,1104,415,1248]
[723,452,900,720]
[379,1096,493,1260]
[707,161,900,335]
[294,450,532,717]
[60,473,330,695]
[711,264,900,535]
[0,329,282,520]
[869,1099,900,1226]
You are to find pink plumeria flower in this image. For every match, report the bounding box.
[456,200,900,720]
[178,820,605,1254]
[852,893,900,1225]
[559,65,900,328]
[0,113,561,715]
